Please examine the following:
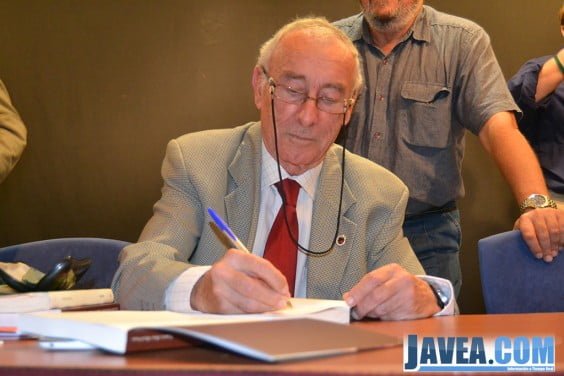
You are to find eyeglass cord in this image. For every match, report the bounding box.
[269,94,347,257]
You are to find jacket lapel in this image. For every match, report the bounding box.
[307,146,357,299]
[224,123,263,250]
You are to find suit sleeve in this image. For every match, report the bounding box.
[367,185,425,275]
[0,80,27,183]
[112,139,204,310]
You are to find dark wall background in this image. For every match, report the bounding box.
[1,0,562,313]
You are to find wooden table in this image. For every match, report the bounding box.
[0,313,562,375]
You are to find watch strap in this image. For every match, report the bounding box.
[519,194,557,213]
[427,282,446,310]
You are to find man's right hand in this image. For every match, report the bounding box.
[190,248,291,314]
[513,207,564,262]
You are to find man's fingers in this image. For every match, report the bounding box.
[343,264,392,307]
[343,264,402,319]
[518,209,564,262]
[545,213,560,256]
[344,264,443,321]
[555,208,564,251]
[236,252,291,297]
[226,268,289,312]
[519,213,547,259]
[192,249,289,314]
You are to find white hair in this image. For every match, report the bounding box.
[256,17,363,94]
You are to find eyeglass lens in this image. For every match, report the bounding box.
[270,81,348,114]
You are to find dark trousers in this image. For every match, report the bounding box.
[403,209,462,297]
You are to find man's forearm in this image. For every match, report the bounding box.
[478,111,548,204]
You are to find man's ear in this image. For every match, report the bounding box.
[343,98,357,126]
[251,65,265,110]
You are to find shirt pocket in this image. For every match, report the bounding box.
[400,82,452,148]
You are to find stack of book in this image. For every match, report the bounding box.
[0,288,117,340]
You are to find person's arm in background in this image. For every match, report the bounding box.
[478,111,564,262]
[453,21,563,263]
[535,48,564,102]
[0,79,27,183]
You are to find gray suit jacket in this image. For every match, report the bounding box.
[113,122,424,310]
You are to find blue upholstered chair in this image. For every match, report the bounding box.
[0,238,130,289]
[478,230,564,313]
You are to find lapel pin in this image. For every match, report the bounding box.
[336,235,346,246]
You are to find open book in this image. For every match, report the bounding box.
[18,298,400,362]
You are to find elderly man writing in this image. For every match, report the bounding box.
[113,17,455,320]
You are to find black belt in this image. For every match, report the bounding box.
[405,202,457,220]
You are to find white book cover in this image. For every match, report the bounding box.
[18,298,358,358]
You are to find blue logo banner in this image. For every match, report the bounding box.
[403,335,555,372]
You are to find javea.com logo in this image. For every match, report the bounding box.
[403,335,555,372]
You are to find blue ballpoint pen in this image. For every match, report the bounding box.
[207,207,293,308]
[207,207,250,253]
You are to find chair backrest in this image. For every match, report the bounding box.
[478,230,564,313]
[0,238,130,289]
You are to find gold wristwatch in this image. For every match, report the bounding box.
[519,194,557,213]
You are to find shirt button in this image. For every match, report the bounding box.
[374,132,382,140]
[379,95,384,101]
[383,59,389,65]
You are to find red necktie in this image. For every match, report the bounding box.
[263,179,301,296]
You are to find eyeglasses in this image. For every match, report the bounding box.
[265,74,355,115]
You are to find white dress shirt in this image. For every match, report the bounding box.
[252,142,322,298]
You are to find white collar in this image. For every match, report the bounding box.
[260,142,322,200]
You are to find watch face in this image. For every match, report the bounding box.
[530,195,548,206]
